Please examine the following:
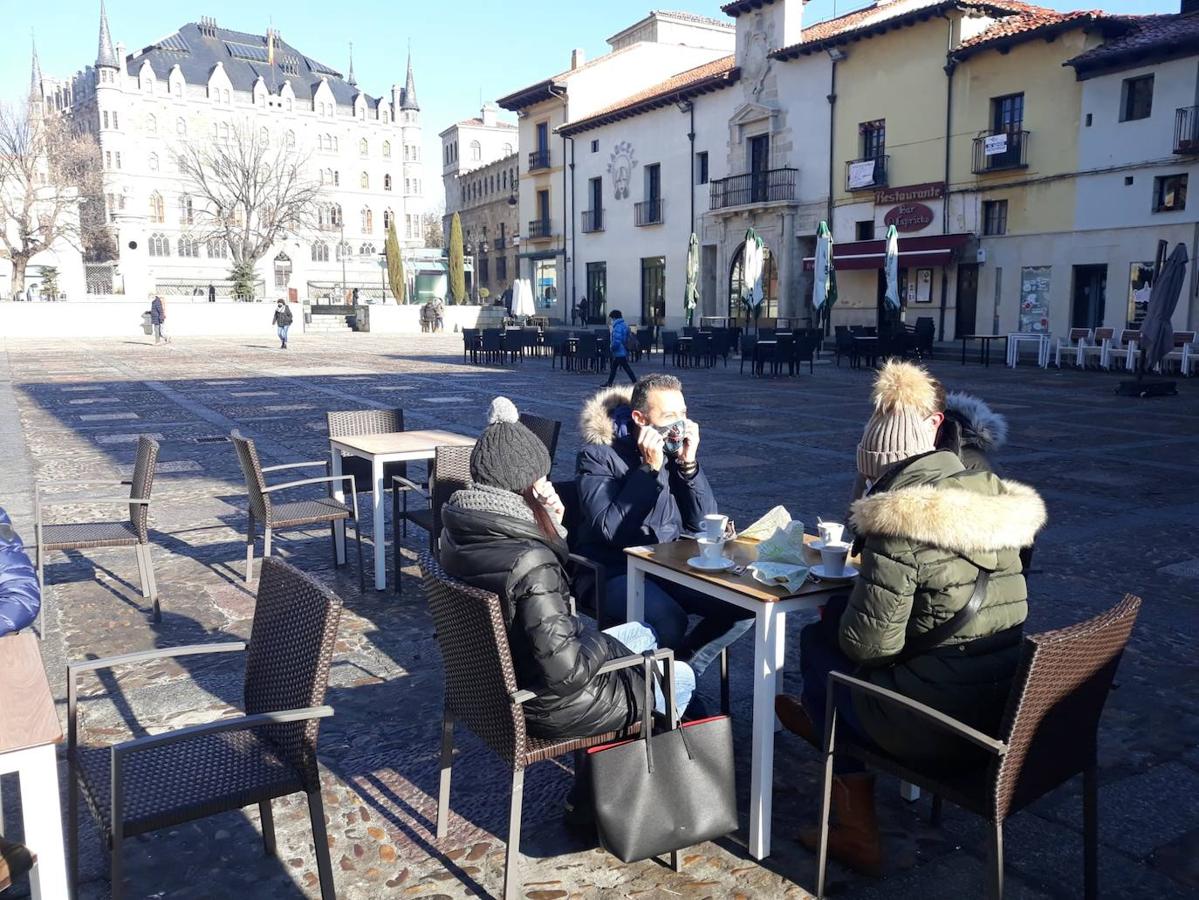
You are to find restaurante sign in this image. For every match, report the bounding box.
[884,202,935,233]
[874,181,945,206]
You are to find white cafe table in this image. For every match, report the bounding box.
[1006,332,1051,368]
[625,535,849,861]
[0,632,69,899]
[330,429,475,590]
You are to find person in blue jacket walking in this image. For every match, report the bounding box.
[0,507,41,635]
[603,309,638,387]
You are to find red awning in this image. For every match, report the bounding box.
[803,233,973,271]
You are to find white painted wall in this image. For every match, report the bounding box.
[0,299,280,338]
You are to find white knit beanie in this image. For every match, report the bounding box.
[856,361,943,480]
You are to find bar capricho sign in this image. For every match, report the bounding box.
[874,181,945,206]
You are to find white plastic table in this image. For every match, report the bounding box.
[1007,332,1050,368]
[330,429,475,590]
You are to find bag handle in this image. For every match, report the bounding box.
[637,650,696,774]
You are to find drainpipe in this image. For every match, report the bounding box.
[940,50,957,342]
[549,83,569,321]
[824,55,838,336]
[567,134,576,319]
[679,100,695,235]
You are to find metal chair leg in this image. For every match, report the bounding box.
[815,717,837,899]
[354,519,365,593]
[329,522,338,565]
[307,790,337,900]
[110,828,123,900]
[503,768,525,900]
[263,526,273,560]
[392,485,402,596]
[1083,766,1098,900]
[133,543,151,600]
[436,712,453,839]
[930,794,944,827]
[988,821,1004,900]
[245,512,255,584]
[68,762,79,897]
[260,799,277,857]
[144,545,161,622]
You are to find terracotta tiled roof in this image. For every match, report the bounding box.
[771,0,1055,58]
[955,9,1104,58]
[653,9,732,29]
[1066,13,1199,75]
[558,55,738,136]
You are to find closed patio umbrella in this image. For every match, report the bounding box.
[1139,242,1188,371]
[813,221,836,312]
[513,279,536,319]
[741,228,765,330]
[883,224,900,310]
[685,233,700,327]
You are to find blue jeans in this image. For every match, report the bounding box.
[603,574,754,678]
[799,617,867,774]
[603,621,695,722]
[277,324,290,343]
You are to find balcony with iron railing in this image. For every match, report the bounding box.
[634,198,664,226]
[527,218,553,240]
[581,209,604,233]
[1174,106,1199,155]
[709,167,798,210]
[845,155,888,192]
[494,235,506,251]
[528,149,551,171]
[972,130,1029,174]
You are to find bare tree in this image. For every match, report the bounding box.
[0,100,99,296]
[422,210,444,248]
[175,122,321,292]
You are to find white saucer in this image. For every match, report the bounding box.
[810,564,859,581]
[687,556,736,572]
[810,540,849,552]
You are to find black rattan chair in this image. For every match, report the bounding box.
[462,329,481,364]
[814,594,1142,900]
[419,552,674,900]
[793,334,820,375]
[67,557,344,900]
[326,409,425,540]
[394,444,473,590]
[738,334,757,375]
[34,435,161,629]
[231,432,364,590]
[518,412,561,465]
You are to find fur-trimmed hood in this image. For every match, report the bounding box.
[945,392,1008,453]
[851,476,1046,554]
[580,385,634,445]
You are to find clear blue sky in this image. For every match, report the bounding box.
[1,0,1179,208]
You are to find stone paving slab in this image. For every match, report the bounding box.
[0,332,1196,900]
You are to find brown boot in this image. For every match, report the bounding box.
[0,836,35,891]
[799,773,882,877]
[775,693,820,748]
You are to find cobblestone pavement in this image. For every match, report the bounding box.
[1,331,1196,900]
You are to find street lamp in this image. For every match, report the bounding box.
[378,253,388,304]
[339,218,347,303]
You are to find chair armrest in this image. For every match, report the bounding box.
[36,480,129,489]
[392,475,429,499]
[261,461,328,474]
[112,706,334,759]
[566,553,606,627]
[511,649,675,706]
[37,497,151,509]
[262,475,356,494]
[828,671,1007,754]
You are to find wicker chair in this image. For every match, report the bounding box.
[420,552,668,900]
[517,412,561,465]
[67,557,343,900]
[814,594,1142,900]
[394,444,473,590]
[231,432,364,590]
[326,409,425,539]
[34,435,161,631]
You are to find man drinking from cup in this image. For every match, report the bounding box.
[575,374,753,682]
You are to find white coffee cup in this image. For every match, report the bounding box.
[820,541,851,577]
[702,514,729,540]
[818,522,845,545]
[697,536,725,561]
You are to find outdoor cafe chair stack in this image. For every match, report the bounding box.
[1103,329,1141,371]
[34,435,161,631]
[67,558,344,900]
[1054,328,1093,368]
[813,594,1141,900]
[1160,331,1196,374]
[1080,327,1114,368]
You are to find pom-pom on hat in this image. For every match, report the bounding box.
[469,397,552,493]
[856,360,945,480]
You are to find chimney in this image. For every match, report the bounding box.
[571,48,586,70]
[115,42,126,76]
[481,103,497,127]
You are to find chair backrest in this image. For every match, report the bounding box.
[482,330,503,350]
[1093,327,1114,342]
[1119,329,1140,345]
[693,333,711,354]
[662,330,679,352]
[518,412,562,463]
[432,445,474,548]
[1173,331,1196,347]
[419,551,526,766]
[682,327,698,337]
[1068,328,1092,343]
[231,432,270,521]
[793,335,819,360]
[993,594,1141,821]
[128,436,160,541]
[326,408,404,440]
[576,334,598,357]
[740,333,757,354]
[551,478,584,550]
[836,330,855,350]
[758,328,776,341]
[243,557,344,790]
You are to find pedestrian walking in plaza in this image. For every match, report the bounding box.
[578,295,589,326]
[432,297,445,333]
[208,282,216,303]
[603,309,637,386]
[150,295,169,343]
[272,298,293,349]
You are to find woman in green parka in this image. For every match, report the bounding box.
[776,360,1046,875]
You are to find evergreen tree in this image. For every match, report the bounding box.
[448,213,466,304]
[385,220,406,304]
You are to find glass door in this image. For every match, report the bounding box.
[640,257,666,326]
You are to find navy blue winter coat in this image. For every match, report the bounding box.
[575,386,717,573]
[0,508,40,635]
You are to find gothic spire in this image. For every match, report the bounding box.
[30,34,43,100]
[347,42,356,87]
[97,0,118,69]
[401,45,419,111]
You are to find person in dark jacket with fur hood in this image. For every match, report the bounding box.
[439,397,695,743]
[937,390,1009,473]
[0,507,40,635]
[776,361,1046,876]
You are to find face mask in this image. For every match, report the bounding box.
[654,419,687,456]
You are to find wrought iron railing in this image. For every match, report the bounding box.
[528,149,551,171]
[634,199,664,226]
[1174,106,1199,154]
[844,155,889,191]
[709,167,798,210]
[527,218,553,239]
[972,130,1029,174]
[581,209,604,232]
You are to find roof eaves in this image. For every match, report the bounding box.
[558,64,739,137]
[721,0,778,18]
[496,78,560,112]
[953,12,1102,62]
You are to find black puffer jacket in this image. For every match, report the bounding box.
[439,497,644,739]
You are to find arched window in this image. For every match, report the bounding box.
[361,207,373,232]
[383,209,393,230]
[148,152,159,172]
[382,140,391,158]
[383,174,392,191]
[207,238,228,259]
[382,110,388,123]
[359,137,368,156]
[147,113,157,134]
[333,135,339,151]
[336,241,352,261]
[728,241,779,322]
[311,241,329,262]
[285,129,295,148]
[148,232,169,256]
[501,171,507,190]
[149,192,165,224]
[178,236,200,258]
[332,204,342,227]
[323,133,332,151]
[360,171,369,189]
[219,122,230,142]
[359,242,376,256]
[259,126,269,146]
[503,143,513,156]
[334,170,340,186]
[223,89,230,104]
[176,116,186,135]
[178,194,193,225]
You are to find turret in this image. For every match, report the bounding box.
[96,0,118,70]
